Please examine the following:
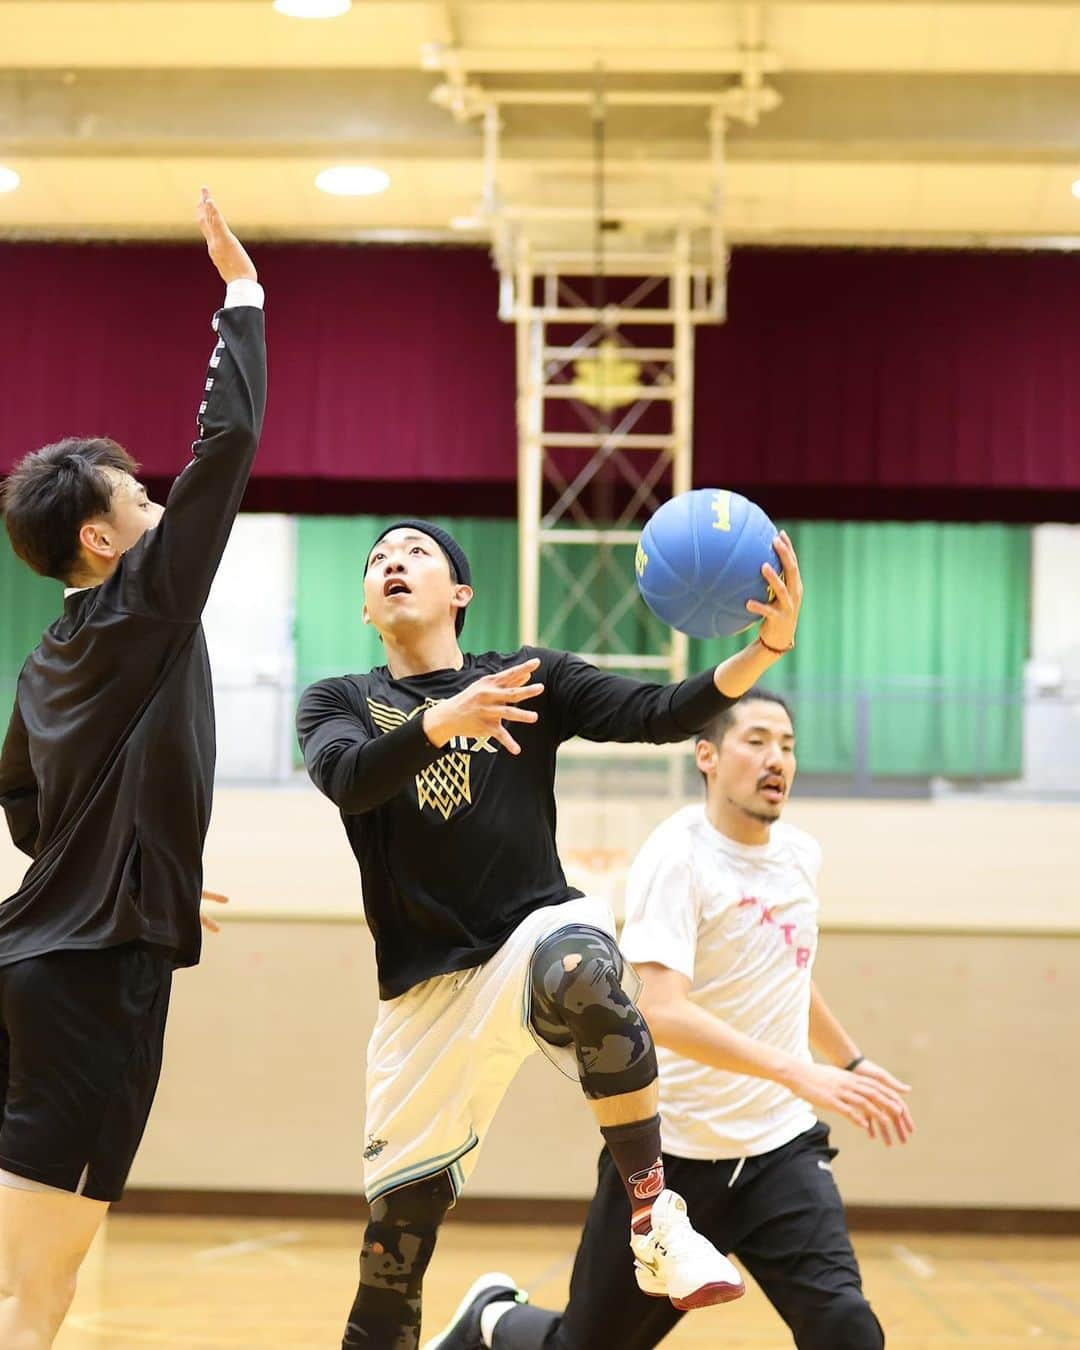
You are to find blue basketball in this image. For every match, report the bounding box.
[635,489,780,638]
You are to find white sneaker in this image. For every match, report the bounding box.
[630,1190,745,1310]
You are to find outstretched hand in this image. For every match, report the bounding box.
[422,658,544,757]
[197,187,257,286]
[746,530,802,653]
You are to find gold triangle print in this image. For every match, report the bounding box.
[367,695,474,819]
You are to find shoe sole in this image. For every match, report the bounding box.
[421,1271,519,1350]
[671,1280,746,1311]
[636,1274,746,1308]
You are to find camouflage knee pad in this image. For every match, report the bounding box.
[528,925,658,1100]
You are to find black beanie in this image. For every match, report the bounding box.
[370,519,472,634]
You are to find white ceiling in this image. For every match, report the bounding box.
[2,1,1080,246]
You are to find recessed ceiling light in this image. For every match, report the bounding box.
[0,166,20,193]
[1072,178,1080,200]
[272,0,351,17]
[315,166,390,197]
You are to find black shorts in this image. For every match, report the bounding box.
[0,942,172,1203]
[494,1122,884,1350]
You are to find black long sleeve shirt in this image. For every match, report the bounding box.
[297,648,734,999]
[0,299,267,969]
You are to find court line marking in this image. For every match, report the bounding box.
[523,1252,575,1297]
[982,1260,1080,1320]
[880,1256,968,1335]
[891,1243,936,1279]
[194,1229,303,1263]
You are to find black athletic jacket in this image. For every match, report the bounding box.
[0,295,266,969]
[297,651,734,999]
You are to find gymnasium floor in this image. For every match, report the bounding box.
[56,1215,1080,1349]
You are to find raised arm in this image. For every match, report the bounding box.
[297,680,444,815]
[713,529,803,694]
[0,696,39,858]
[548,533,805,745]
[119,188,267,620]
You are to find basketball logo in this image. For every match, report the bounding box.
[710,490,732,532]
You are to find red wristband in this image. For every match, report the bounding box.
[757,633,795,655]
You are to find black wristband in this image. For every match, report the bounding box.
[844,1055,865,1072]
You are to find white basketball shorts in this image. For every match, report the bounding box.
[361,894,620,1205]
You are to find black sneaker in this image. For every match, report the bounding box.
[422,1272,527,1349]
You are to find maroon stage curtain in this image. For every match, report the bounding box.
[2,243,1078,521]
[0,243,517,512]
[695,249,1080,521]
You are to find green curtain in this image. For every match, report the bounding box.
[689,523,1030,778]
[295,516,519,693]
[537,538,672,670]
[0,531,63,723]
[296,517,1030,779]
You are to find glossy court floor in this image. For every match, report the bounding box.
[54,1216,1080,1349]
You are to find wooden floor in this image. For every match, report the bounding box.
[54,1216,1080,1349]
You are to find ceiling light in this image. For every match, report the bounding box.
[315,166,390,197]
[272,0,351,17]
[1072,178,1080,200]
[0,166,19,193]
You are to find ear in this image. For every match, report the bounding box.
[695,737,718,777]
[78,519,117,562]
[361,601,371,626]
[451,583,473,620]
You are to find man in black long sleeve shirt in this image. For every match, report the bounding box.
[297,517,804,1350]
[0,190,265,1349]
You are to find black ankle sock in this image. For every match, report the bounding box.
[600,1114,665,1234]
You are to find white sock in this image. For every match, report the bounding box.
[481,1300,518,1347]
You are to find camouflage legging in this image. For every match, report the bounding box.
[342,1171,453,1349]
[528,924,659,1100]
[341,925,657,1349]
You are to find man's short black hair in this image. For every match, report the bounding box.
[696,686,795,751]
[2,437,138,583]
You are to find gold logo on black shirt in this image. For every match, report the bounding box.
[367,697,495,821]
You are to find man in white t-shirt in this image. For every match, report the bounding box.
[438,688,913,1350]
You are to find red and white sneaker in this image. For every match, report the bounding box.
[630,1190,745,1310]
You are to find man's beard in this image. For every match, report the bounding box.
[728,795,781,826]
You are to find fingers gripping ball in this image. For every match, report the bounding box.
[635,489,780,639]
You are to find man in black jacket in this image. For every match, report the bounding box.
[296,518,852,1350]
[0,188,265,1348]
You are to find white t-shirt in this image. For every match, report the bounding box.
[620,804,822,1161]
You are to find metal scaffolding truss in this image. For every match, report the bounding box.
[425,16,779,681]
[511,239,705,681]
